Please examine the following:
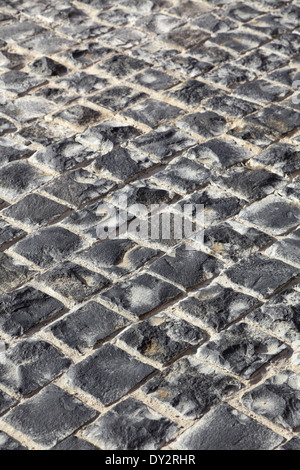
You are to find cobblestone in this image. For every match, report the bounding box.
[1,0,300,451]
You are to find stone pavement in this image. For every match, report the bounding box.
[0,0,300,451]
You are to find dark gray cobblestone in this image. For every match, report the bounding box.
[1,0,300,451]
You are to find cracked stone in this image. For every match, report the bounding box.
[143,357,242,419]
[42,169,115,207]
[177,282,258,332]
[48,301,128,353]
[66,343,155,405]
[197,322,287,379]
[2,194,69,229]
[3,384,97,449]
[0,339,71,396]
[117,312,205,365]
[100,273,182,318]
[223,253,299,298]
[11,226,85,269]
[174,403,283,450]
[83,397,177,450]
[0,161,52,203]
[248,288,300,344]
[242,371,300,431]
[0,286,64,338]
[237,195,300,236]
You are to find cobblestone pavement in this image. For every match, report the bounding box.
[0,0,300,451]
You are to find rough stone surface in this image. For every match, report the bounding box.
[83,398,177,450]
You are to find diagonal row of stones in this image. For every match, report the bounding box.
[0,0,300,451]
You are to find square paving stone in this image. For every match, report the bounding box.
[101,28,149,49]
[58,21,112,40]
[0,220,25,249]
[128,125,196,160]
[136,13,183,34]
[98,54,148,79]
[0,253,36,295]
[51,436,98,450]
[204,64,257,88]
[134,69,179,91]
[76,120,141,152]
[197,322,287,379]
[77,239,159,280]
[17,121,74,146]
[0,161,52,203]
[235,49,287,73]
[150,245,223,289]
[88,86,148,112]
[204,93,259,118]
[48,301,129,353]
[0,117,16,136]
[54,106,102,129]
[237,195,300,236]
[215,168,284,202]
[163,26,210,49]
[2,194,69,229]
[57,72,108,95]
[242,371,300,431]
[245,13,295,37]
[158,55,213,79]
[209,30,266,53]
[0,390,17,416]
[0,21,46,42]
[265,229,300,269]
[92,146,156,182]
[11,226,85,269]
[31,139,95,173]
[100,273,182,318]
[66,343,155,405]
[0,286,65,338]
[143,356,242,419]
[0,70,45,95]
[186,138,252,170]
[247,289,300,344]
[31,87,74,106]
[83,397,177,450]
[117,312,205,365]
[57,43,113,68]
[0,432,26,450]
[0,97,54,123]
[0,339,71,396]
[123,99,183,128]
[175,187,245,227]
[176,112,227,139]
[0,137,33,165]
[204,220,273,263]
[227,123,277,149]
[3,384,97,449]
[249,143,300,176]
[168,79,216,107]
[279,178,300,204]
[151,157,211,194]
[189,45,234,65]
[97,7,138,26]
[262,33,300,57]
[223,253,299,298]
[177,282,259,332]
[174,403,283,450]
[42,169,116,208]
[19,32,76,55]
[233,79,290,105]
[226,3,265,22]
[267,66,300,87]
[245,105,300,136]
[36,261,109,304]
